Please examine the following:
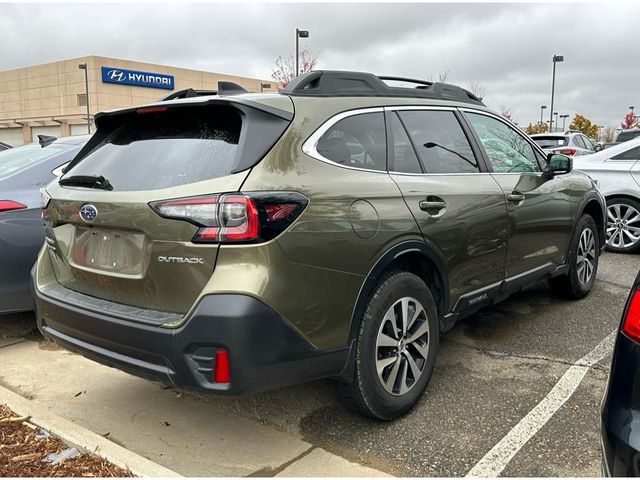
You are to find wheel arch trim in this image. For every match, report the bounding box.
[573,191,607,252]
[347,240,449,345]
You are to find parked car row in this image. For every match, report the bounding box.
[530,131,597,156]
[573,138,640,253]
[0,135,89,313]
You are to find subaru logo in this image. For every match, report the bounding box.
[107,70,125,82]
[79,204,98,223]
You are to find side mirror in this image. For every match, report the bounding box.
[547,153,573,175]
[594,144,602,152]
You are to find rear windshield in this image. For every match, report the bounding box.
[63,104,288,191]
[531,136,568,149]
[617,130,640,143]
[0,143,67,179]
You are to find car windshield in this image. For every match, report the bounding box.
[617,130,640,143]
[0,143,66,179]
[531,136,569,149]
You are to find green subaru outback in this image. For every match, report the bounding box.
[33,71,605,419]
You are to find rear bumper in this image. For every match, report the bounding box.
[32,273,350,395]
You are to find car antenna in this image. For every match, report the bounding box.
[37,134,57,148]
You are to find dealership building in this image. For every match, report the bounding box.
[0,55,276,146]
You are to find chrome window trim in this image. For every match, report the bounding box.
[460,107,548,173]
[302,105,464,174]
[385,105,457,112]
[301,107,386,174]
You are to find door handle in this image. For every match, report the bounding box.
[419,200,446,212]
[507,193,525,203]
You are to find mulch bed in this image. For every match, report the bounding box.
[0,405,133,477]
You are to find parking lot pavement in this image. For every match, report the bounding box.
[0,251,637,477]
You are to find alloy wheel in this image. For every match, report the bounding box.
[607,203,640,250]
[576,227,596,286]
[375,297,430,396]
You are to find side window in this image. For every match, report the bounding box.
[316,112,386,171]
[397,110,479,174]
[388,113,423,173]
[465,112,540,173]
[583,136,595,150]
[612,146,640,161]
[575,136,588,149]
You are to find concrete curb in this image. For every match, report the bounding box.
[0,384,182,477]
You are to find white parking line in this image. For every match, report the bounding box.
[466,329,616,478]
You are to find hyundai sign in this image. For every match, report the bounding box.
[101,66,174,90]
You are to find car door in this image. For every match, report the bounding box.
[386,107,508,310]
[462,110,573,279]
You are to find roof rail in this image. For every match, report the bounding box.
[160,81,250,101]
[279,70,484,106]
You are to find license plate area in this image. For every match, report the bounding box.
[69,226,151,278]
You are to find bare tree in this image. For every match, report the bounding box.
[271,48,319,89]
[469,81,487,100]
[602,126,616,143]
[499,105,515,123]
[427,70,450,83]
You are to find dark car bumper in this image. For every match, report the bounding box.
[601,332,640,476]
[32,273,350,395]
[0,208,44,313]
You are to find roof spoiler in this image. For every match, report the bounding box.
[160,81,249,101]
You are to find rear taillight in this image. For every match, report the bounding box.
[149,192,308,244]
[622,288,640,342]
[553,147,576,156]
[0,200,27,213]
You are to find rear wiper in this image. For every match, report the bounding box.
[59,174,113,191]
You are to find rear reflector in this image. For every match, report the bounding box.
[0,200,27,213]
[622,289,640,342]
[214,349,230,383]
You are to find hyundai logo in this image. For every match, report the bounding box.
[79,204,98,223]
[107,70,125,82]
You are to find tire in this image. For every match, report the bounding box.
[605,197,640,253]
[549,214,599,299]
[340,271,439,420]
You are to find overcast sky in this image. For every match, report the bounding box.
[0,2,637,128]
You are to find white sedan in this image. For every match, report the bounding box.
[573,137,640,253]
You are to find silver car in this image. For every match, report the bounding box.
[0,135,89,313]
[530,131,596,157]
[573,137,640,253]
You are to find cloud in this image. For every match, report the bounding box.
[0,2,636,127]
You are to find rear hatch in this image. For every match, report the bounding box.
[42,96,293,315]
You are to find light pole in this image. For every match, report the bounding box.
[549,54,564,132]
[540,105,547,125]
[553,112,559,132]
[560,114,569,131]
[295,28,309,77]
[78,63,90,134]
